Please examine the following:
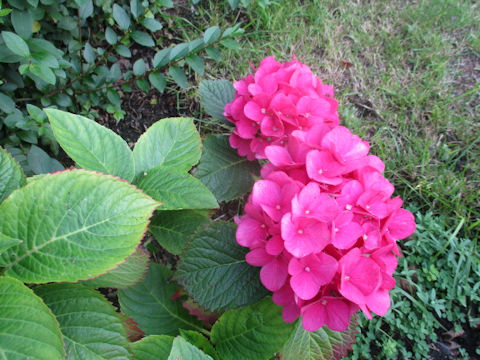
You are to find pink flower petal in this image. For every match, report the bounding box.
[260,257,288,291]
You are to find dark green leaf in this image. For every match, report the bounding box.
[152,48,171,68]
[0,92,15,113]
[107,89,121,107]
[149,210,209,254]
[141,17,163,32]
[27,144,64,174]
[54,93,72,107]
[187,38,204,52]
[198,80,235,122]
[118,263,203,336]
[83,42,95,63]
[133,58,146,76]
[175,221,267,310]
[135,165,218,210]
[169,42,189,61]
[148,72,166,92]
[113,4,130,30]
[116,44,131,57]
[32,51,59,68]
[227,0,240,9]
[194,135,260,202]
[130,0,144,19]
[105,27,118,45]
[205,46,221,62]
[186,54,204,76]
[168,65,187,89]
[211,297,295,360]
[220,38,241,50]
[156,0,173,7]
[79,0,93,20]
[203,26,221,44]
[136,78,150,92]
[27,104,47,123]
[11,10,33,39]
[35,283,131,359]
[132,30,155,47]
[2,31,30,57]
[110,63,122,80]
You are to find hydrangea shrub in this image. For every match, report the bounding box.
[227,57,416,332]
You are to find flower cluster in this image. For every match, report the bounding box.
[228,57,416,332]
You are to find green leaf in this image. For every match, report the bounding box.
[27,144,64,174]
[227,0,240,9]
[132,30,155,47]
[203,26,221,45]
[133,58,146,76]
[168,42,189,61]
[45,108,135,181]
[168,336,213,360]
[11,9,33,39]
[130,0,143,19]
[0,91,16,113]
[205,47,221,62]
[220,38,241,50]
[148,72,166,92]
[80,246,150,289]
[0,169,159,283]
[186,54,204,76]
[194,135,259,202]
[0,277,65,360]
[105,26,118,45]
[29,63,56,84]
[116,44,132,57]
[27,104,47,123]
[35,283,131,359]
[149,210,209,254]
[211,297,295,360]
[198,80,235,123]
[0,146,25,203]
[136,78,150,92]
[133,117,201,175]
[54,93,72,107]
[79,0,93,20]
[135,165,218,210]
[2,30,30,57]
[175,221,266,311]
[168,65,187,89]
[132,335,174,360]
[141,17,163,32]
[83,42,96,63]
[157,0,173,7]
[113,4,130,30]
[152,48,171,68]
[118,263,203,336]
[280,318,358,360]
[179,329,219,360]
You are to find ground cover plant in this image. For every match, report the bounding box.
[0,0,479,359]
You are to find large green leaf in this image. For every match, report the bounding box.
[80,246,150,289]
[149,210,209,255]
[118,263,203,336]
[0,146,25,203]
[35,283,131,359]
[280,317,358,360]
[167,336,213,360]
[211,297,295,360]
[0,170,159,283]
[113,4,130,30]
[132,335,174,360]
[0,276,65,360]
[46,109,135,181]
[135,166,218,210]
[133,117,201,175]
[194,135,260,202]
[2,31,30,57]
[179,329,219,360]
[175,222,267,311]
[198,80,235,123]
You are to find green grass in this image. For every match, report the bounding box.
[189,0,480,358]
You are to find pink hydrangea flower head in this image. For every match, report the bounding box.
[229,56,416,333]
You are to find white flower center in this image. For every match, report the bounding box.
[305,210,310,215]
[275,205,281,210]
[261,108,266,114]
[297,229,304,234]
[304,266,311,272]
[346,204,352,210]
[363,234,368,240]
